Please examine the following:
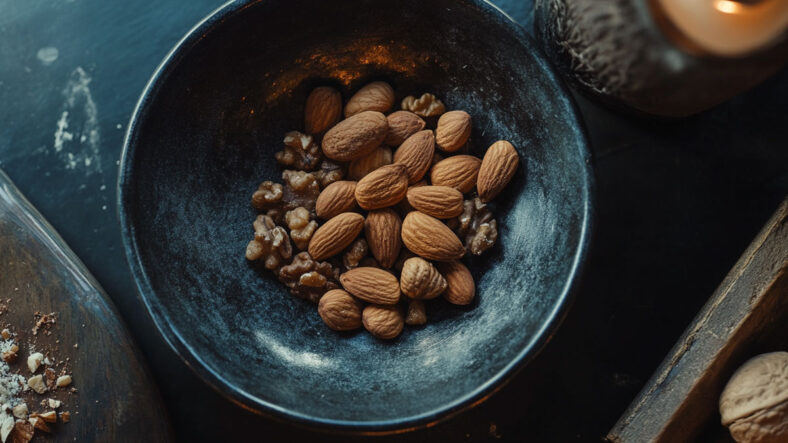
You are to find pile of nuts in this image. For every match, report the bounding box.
[245,81,519,339]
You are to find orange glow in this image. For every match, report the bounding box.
[715,0,743,14]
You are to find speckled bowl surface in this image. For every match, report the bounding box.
[118,0,593,432]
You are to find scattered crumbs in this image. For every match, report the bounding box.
[99,184,106,191]
[101,205,107,211]
[72,344,77,349]
[115,124,122,129]
[489,423,502,439]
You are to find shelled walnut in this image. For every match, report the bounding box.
[280,170,320,218]
[278,252,340,303]
[245,215,293,270]
[447,196,498,255]
[401,93,446,118]
[251,181,283,211]
[285,207,318,250]
[312,160,346,188]
[343,238,369,270]
[275,131,322,171]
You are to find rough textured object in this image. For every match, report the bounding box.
[720,352,788,443]
[118,0,592,432]
[534,0,788,117]
[0,170,172,442]
[608,198,788,443]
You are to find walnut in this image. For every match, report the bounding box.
[401,93,446,117]
[251,181,283,211]
[10,420,34,443]
[275,131,322,171]
[720,352,788,443]
[447,196,498,255]
[278,252,340,303]
[245,215,293,270]
[281,170,320,216]
[312,160,345,188]
[285,207,318,250]
[343,238,369,270]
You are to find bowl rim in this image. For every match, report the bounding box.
[117,0,595,434]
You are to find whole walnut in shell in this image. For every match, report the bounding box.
[278,251,340,303]
[720,352,788,443]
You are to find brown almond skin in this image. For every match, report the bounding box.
[435,110,471,152]
[393,130,435,184]
[348,146,392,181]
[478,140,520,202]
[362,304,404,339]
[340,267,400,305]
[406,186,464,219]
[315,181,357,219]
[430,155,481,193]
[364,209,402,268]
[401,211,465,261]
[344,81,395,118]
[385,111,426,146]
[304,86,342,135]
[438,260,475,305]
[318,289,362,331]
[307,212,364,260]
[322,111,388,162]
[354,163,409,210]
[400,257,447,299]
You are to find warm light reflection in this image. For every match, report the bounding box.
[715,0,743,14]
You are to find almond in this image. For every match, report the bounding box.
[406,186,463,219]
[401,211,465,261]
[438,260,475,305]
[477,140,520,202]
[307,212,364,260]
[364,209,402,268]
[435,110,471,152]
[354,163,408,210]
[385,111,426,146]
[304,86,342,135]
[315,181,357,219]
[430,155,481,193]
[340,267,400,305]
[318,289,363,331]
[348,146,392,181]
[344,81,395,118]
[322,111,388,162]
[362,304,404,339]
[393,130,434,184]
[397,179,428,214]
[400,257,447,299]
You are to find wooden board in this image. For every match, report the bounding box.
[0,170,172,442]
[607,197,788,442]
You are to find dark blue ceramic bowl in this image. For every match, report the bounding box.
[118,0,593,432]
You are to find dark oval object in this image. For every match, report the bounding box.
[118,0,593,433]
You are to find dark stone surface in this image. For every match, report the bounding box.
[118,0,591,431]
[0,0,786,441]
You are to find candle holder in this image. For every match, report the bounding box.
[534,0,788,117]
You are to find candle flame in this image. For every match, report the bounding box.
[715,0,743,14]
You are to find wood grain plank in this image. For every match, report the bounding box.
[0,170,172,442]
[607,197,788,442]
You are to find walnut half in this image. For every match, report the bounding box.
[278,252,340,303]
[275,131,322,171]
[246,215,293,270]
[446,196,498,256]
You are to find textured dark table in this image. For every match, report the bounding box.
[1,0,786,441]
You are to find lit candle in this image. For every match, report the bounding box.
[654,0,788,57]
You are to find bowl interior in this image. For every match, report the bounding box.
[120,0,591,429]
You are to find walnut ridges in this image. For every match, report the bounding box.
[245,82,521,339]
